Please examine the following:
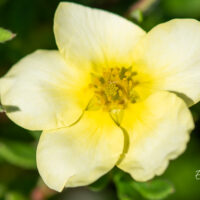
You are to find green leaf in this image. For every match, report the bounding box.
[0,27,16,43]
[115,179,142,200]
[130,9,143,23]
[89,173,111,192]
[113,170,174,200]
[0,140,36,169]
[29,131,42,140]
[114,171,143,200]
[132,180,175,200]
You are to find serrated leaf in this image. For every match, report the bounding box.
[0,28,16,43]
[0,140,36,169]
[132,180,175,200]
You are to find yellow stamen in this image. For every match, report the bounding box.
[90,67,139,111]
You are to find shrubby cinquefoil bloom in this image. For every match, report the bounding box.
[1,2,200,191]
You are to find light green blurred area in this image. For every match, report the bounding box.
[1,0,200,199]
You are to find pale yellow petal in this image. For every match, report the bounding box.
[37,110,123,191]
[117,91,194,181]
[133,19,200,105]
[0,50,92,130]
[54,2,145,70]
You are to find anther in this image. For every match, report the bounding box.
[90,67,139,111]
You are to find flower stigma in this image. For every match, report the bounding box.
[89,67,139,111]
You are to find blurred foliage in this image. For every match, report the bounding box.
[0,139,36,169]
[1,0,200,199]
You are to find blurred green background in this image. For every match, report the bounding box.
[1,0,200,199]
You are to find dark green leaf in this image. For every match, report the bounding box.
[114,171,143,200]
[89,173,111,192]
[132,180,174,200]
[115,180,142,200]
[113,170,174,200]
[29,131,42,140]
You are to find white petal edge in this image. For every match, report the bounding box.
[133,19,200,106]
[0,50,91,130]
[54,2,145,70]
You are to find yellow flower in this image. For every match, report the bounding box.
[1,2,199,192]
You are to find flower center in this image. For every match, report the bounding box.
[89,67,139,111]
